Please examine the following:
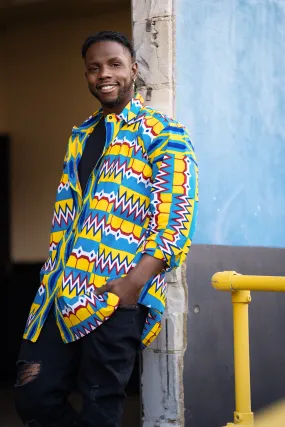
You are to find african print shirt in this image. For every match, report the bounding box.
[23,93,198,348]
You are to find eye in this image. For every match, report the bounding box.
[88,67,99,73]
[110,63,121,68]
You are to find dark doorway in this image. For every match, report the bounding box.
[0,134,10,285]
[0,134,12,384]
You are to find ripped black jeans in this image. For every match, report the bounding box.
[14,305,147,427]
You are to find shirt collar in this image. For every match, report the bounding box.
[73,93,144,134]
[115,93,144,123]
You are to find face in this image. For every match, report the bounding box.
[84,40,138,114]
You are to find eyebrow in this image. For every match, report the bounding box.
[87,56,124,65]
[108,56,123,62]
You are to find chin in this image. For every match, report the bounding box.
[101,96,121,108]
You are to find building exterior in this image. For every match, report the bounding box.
[134,1,285,426]
[175,1,285,426]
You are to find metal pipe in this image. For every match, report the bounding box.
[212,271,285,293]
[231,291,254,426]
[212,271,285,425]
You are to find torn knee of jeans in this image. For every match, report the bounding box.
[15,360,41,387]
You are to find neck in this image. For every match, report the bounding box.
[102,90,135,116]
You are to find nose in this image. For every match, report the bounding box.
[98,65,111,80]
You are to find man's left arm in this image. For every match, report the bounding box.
[96,124,198,305]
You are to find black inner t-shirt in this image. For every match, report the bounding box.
[78,117,106,193]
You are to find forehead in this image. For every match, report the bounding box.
[85,41,131,63]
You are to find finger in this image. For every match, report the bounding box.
[95,285,108,296]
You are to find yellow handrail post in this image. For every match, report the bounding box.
[229,290,254,426]
[212,271,285,426]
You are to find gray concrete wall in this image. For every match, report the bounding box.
[132,1,188,426]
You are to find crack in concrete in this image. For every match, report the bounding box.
[138,56,150,70]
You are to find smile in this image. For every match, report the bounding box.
[98,84,118,93]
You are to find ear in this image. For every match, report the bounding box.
[131,61,138,81]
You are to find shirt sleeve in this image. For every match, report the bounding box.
[142,122,199,271]
[49,136,75,253]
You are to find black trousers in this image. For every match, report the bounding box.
[14,305,147,427]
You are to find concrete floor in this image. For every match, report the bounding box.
[0,384,141,427]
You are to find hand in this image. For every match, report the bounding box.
[95,276,140,306]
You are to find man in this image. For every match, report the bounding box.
[15,31,198,427]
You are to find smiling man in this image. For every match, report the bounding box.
[14,31,198,427]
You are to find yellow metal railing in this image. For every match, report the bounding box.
[255,400,285,426]
[211,271,285,426]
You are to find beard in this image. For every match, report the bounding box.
[89,80,133,108]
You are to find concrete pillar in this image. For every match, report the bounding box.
[132,2,188,425]
[132,0,175,116]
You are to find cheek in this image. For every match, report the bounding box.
[86,75,97,85]
[114,69,132,82]
[119,73,132,86]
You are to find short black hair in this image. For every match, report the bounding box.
[81,31,135,60]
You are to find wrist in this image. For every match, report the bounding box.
[127,255,166,290]
[127,269,146,291]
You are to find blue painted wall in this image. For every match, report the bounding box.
[176,0,285,247]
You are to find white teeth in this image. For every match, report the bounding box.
[101,85,115,90]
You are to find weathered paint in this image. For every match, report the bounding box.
[176,0,285,247]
